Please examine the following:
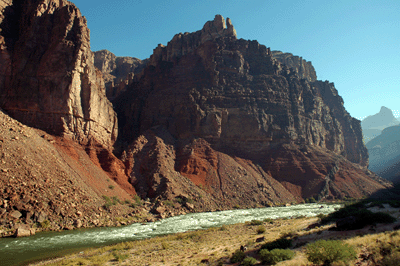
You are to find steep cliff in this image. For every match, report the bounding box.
[0,0,117,149]
[93,50,147,100]
[114,15,389,203]
[272,51,317,82]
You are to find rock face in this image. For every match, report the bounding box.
[272,51,317,82]
[114,15,389,202]
[362,106,400,143]
[93,50,148,100]
[0,0,117,149]
[366,125,400,181]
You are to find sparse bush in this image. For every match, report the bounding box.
[108,185,114,190]
[102,195,120,210]
[259,249,295,265]
[305,239,357,266]
[163,200,174,207]
[305,196,317,203]
[175,197,184,204]
[260,238,292,251]
[233,204,241,209]
[249,220,263,226]
[111,196,120,204]
[241,256,258,265]
[230,250,246,263]
[112,251,129,262]
[264,218,274,224]
[130,195,143,207]
[256,225,266,234]
[40,220,51,228]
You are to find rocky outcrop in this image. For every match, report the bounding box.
[114,15,389,202]
[362,106,400,143]
[93,50,147,100]
[272,51,317,82]
[0,0,117,149]
[122,126,297,208]
[366,125,400,180]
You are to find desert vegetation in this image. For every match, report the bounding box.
[30,199,400,266]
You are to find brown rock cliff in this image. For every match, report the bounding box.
[114,15,388,202]
[0,0,117,149]
[93,49,147,100]
[272,50,317,82]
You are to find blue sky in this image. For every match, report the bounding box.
[72,0,399,120]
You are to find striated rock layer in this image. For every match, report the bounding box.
[272,51,317,82]
[115,15,390,202]
[0,0,117,149]
[93,50,148,100]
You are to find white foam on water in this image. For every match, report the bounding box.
[0,203,341,265]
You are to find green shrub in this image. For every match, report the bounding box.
[111,196,120,204]
[259,249,295,265]
[230,250,246,263]
[163,200,174,207]
[264,218,274,224]
[130,195,143,207]
[305,196,317,203]
[108,185,114,190]
[249,220,263,226]
[305,240,357,266]
[257,225,266,234]
[241,256,258,266]
[40,220,51,228]
[260,238,292,251]
[112,251,129,262]
[102,195,120,210]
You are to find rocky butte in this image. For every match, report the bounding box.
[113,14,390,207]
[0,1,392,237]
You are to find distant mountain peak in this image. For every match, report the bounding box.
[379,106,393,115]
[361,106,400,142]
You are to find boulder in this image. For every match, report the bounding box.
[14,224,35,237]
[10,210,22,219]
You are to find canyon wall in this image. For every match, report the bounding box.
[0,0,117,149]
[113,15,388,202]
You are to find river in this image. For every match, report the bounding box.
[0,203,341,266]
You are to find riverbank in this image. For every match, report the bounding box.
[31,214,400,266]
[27,201,400,266]
[1,203,341,265]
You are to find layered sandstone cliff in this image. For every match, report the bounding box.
[93,50,147,100]
[272,51,317,82]
[0,0,117,149]
[114,15,389,202]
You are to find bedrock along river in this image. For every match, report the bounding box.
[0,203,341,266]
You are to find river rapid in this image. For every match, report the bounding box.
[0,203,341,266]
